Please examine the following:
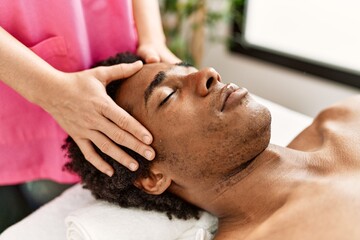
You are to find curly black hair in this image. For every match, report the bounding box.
[64,52,200,220]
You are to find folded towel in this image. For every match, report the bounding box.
[65,201,218,240]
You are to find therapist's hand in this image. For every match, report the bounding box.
[43,61,154,176]
[137,42,180,64]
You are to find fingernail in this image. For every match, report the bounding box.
[105,170,114,177]
[144,150,153,160]
[143,135,152,144]
[129,163,138,171]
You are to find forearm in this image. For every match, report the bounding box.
[0,28,154,175]
[0,27,62,107]
[132,0,166,45]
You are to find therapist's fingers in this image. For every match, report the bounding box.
[97,116,155,161]
[158,47,181,64]
[75,139,115,176]
[137,46,160,63]
[137,44,181,64]
[93,61,143,85]
[89,131,149,172]
[76,131,146,176]
[86,61,152,146]
[101,98,154,153]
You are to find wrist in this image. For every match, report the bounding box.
[29,68,66,110]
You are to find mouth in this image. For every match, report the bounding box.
[220,83,248,112]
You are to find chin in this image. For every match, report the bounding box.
[237,100,272,159]
[251,100,272,142]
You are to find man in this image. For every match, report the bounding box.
[65,53,360,240]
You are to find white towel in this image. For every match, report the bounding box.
[65,201,218,240]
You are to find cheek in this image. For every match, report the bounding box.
[151,119,206,173]
[152,115,227,179]
[153,110,203,157]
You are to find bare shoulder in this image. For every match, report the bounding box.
[287,95,360,150]
[315,95,360,122]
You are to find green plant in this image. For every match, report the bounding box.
[159,0,226,67]
[228,0,245,49]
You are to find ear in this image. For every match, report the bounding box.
[134,168,172,195]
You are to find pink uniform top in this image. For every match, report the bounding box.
[0,0,138,184]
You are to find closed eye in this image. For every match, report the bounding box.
[159,90,176,107]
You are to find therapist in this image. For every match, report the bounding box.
[0,0,179,231]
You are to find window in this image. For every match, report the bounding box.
[230,0,360,88]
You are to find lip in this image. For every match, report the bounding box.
[220,84,248,112]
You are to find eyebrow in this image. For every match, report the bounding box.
[144,71,166,106]
[143,62,193,106]
[175,61,193,67]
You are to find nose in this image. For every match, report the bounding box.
[192,67,221,97]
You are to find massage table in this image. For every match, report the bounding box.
[0,95,313,240]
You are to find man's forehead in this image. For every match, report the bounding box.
[127,62,197,88]
[117,63,173,104]
[133,62,172,84]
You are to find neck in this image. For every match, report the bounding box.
[190,144,316,236]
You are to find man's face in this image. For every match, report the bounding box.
[116,63,271,182]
